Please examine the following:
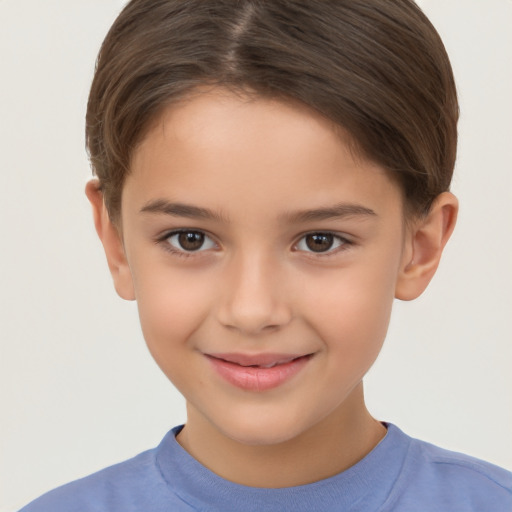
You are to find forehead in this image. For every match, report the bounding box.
[123,88,403,224]
[135,87,354,173]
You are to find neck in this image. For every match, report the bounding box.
[176,384,386,488]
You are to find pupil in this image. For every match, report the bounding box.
[178,232,204,251]
[306,233,333,252]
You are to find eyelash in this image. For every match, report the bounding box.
[294,232,352,257]
[155,229,353,259]
[156,229,217,259]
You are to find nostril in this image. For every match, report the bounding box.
[215,287,293,334]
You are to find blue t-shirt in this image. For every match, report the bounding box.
[19,423,512,511]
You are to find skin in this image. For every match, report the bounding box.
[87,87,458,488]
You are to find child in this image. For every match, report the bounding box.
[19,0,512,510]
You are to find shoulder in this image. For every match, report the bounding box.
[385,426,512,511]
[417,438,512,488]
[18,443,186,512]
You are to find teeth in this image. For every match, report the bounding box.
[221,356,305,368]
[259,358,298,368]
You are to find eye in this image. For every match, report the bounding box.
[165,230,216,253]
[295,232,349,254]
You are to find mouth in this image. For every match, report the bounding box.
[205,352,314,391]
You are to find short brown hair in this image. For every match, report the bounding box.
[86,0,458,221]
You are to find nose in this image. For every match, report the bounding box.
[216,251,292,335]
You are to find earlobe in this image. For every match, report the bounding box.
[395,192,458,301]
[85,180,136,301]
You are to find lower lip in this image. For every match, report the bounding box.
[206,355,312,392]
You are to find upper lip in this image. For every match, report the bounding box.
[206,352,311,367]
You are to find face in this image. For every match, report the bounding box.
[118,88,410,446]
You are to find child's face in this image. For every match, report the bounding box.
[117,88,411,446]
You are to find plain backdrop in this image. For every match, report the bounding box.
[1,1,511,510]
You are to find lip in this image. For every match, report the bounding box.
[205,352,313,392]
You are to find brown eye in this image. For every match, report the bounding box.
[296,232,348,255]
[305,233,334,252]
[166,230,216,253]
[178,231,204,251]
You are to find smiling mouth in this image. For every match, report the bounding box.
[205,353,314,391]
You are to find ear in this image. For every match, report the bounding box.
[395,192,458,301]
[85,180,135,301]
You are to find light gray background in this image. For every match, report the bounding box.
[1,1,511,510]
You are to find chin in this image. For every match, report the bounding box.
[227,429,300,447]
[215,411,313,447]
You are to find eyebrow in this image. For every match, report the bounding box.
[140,199,227,222]
[281,203,377,223]
[140,199,376,223]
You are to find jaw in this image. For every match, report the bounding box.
[176,381,385,487]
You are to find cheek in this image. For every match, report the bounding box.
[131,265,213,367]
[299,256,399,358]
[308,283,392,391]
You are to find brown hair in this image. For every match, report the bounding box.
[86,0,458,221]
